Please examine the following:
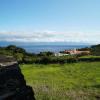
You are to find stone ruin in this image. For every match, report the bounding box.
[0,55,35,100]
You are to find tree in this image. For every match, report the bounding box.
[14,53,24,63]
[6,45,26,54]
[91,44,100,56]
[37,51,54,56]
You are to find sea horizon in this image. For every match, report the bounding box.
[0,41,91,53]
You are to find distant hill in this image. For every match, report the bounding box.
[91,44,100,56]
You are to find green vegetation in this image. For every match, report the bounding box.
[0,44,100,64]
[78,55,100,62]
[0,45,100,99]
[79,55,100,59]
[21,62,100,100]
[0,44,100,99]
[91,44,100,56]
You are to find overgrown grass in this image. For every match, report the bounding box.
[20,62,100,100]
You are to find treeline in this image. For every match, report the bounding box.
[0,45,77,64]
[0,45,55,64]
[0,44,100,64]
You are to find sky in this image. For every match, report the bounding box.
[0,0,100,44]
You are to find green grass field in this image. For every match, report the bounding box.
[20,62,100,100]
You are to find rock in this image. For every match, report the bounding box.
[0,55,35,100]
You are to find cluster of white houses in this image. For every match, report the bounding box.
[55,48,90,56]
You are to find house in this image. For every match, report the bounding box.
[55,48,90,56]
[64,48,90,55]
[54,53,69,56]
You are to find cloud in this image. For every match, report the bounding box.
[0,31,100,44]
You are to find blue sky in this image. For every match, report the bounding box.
[0,0,100,44]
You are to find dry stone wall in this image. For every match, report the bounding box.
[0,56,35,100]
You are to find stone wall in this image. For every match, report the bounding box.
[0,56,35,100]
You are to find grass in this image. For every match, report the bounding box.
[79,55,100,58]
[20,62,100,100]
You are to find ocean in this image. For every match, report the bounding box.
[0,41,90,54]
[21,45,89,54]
